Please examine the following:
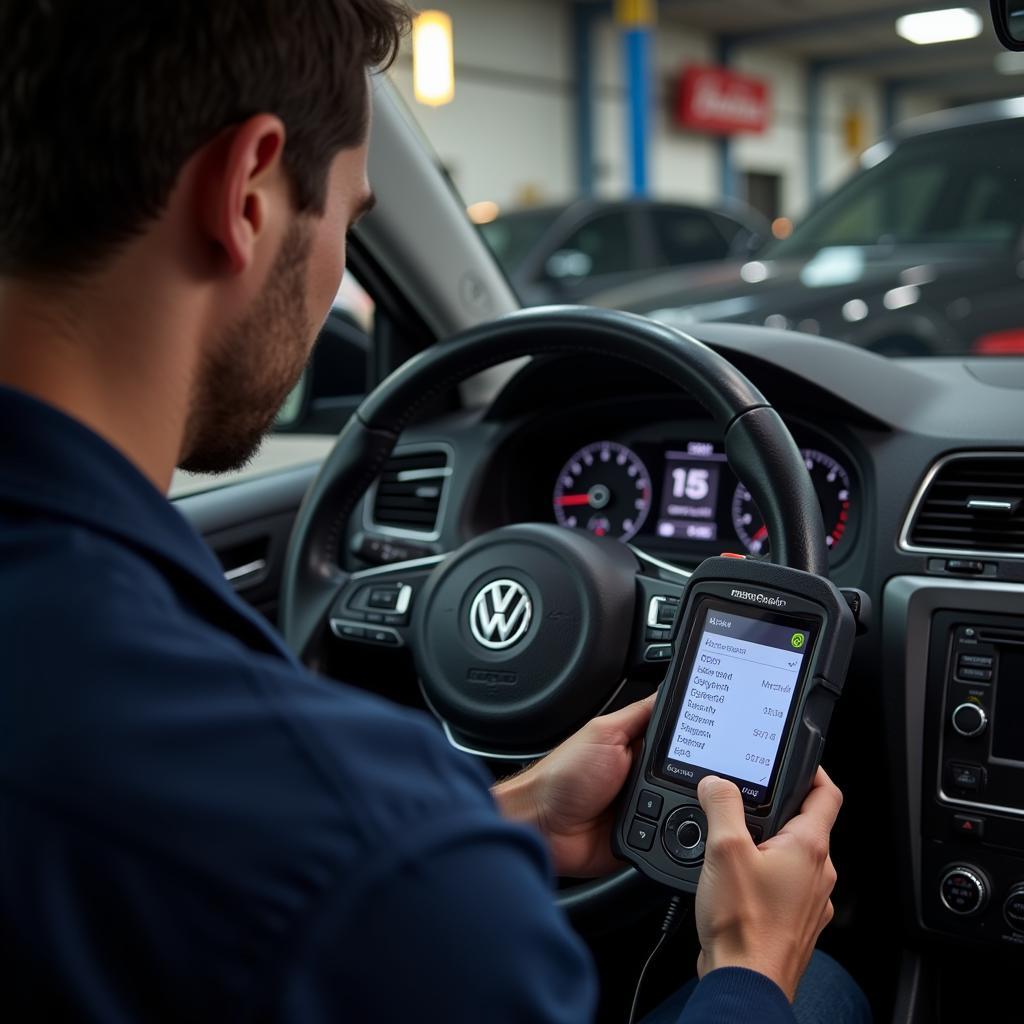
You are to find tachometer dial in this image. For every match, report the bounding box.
[554,442,652,542]
[731,448,852,555]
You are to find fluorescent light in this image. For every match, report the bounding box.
[896,8,982,45]
[413,11,455,107]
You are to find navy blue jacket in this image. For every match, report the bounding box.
[0,385,794,1022]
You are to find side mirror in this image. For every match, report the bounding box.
[545,248,593,281]
[992,0,1024,48]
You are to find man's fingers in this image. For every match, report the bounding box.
[591,692,657,743]
[776,768,843,850]
[698,776,755,853]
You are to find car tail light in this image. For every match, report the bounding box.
[972,330,1024,355]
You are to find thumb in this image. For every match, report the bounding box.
[698,776,754,850]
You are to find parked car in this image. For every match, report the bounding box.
[478,197,769,306]
[593,100,1024,356]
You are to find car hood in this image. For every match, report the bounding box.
[591,245,998,324]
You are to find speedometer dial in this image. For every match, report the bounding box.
[731,449,852,555]
[554,441,652,542]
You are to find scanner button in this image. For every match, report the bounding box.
[636,790,663,821]
[627,817,656,852]
[676,820,703,849]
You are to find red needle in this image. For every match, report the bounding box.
[753,525,768,542]
[556,494,592,507]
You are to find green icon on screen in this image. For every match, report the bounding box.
[791,633,806,649]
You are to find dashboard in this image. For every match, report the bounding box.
[492,399,860,568]
[548,430,855,560]
[339,327,1024,1014]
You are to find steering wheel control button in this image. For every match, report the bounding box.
[1003,887,1024,933]
[947,761,985,793]
[952,702,988,738]
[626,817,656,852]
[952,814,984,840]
[662,807,707,864]
[636,790,663,821]
[332,623,366,641]
[940,866,989,916]
[644,644,673,663]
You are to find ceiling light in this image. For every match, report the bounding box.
[413,10,455,107]
[896,8,982,45]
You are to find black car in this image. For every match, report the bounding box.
[478,197,769,307]
[594,100,1024,357]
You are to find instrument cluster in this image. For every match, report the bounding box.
[550,434,855,560]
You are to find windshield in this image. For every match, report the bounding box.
[391,4,1024,357]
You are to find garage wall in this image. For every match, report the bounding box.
[386,1,913,219]
[388,0,576,208]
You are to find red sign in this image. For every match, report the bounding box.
[675,66,770,136]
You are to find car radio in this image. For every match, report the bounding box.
[614,557,855,892]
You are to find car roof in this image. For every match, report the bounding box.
[864,96,1024,166]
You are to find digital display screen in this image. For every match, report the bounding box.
[992,647,1024,762]
[656,603,814,804]
[655,442,726,542]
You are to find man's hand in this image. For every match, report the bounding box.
[694,767,842,1001]
[492,694,655,877]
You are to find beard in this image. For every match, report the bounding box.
[180,221,316,475]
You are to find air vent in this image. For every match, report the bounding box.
[905,453,1024,556]
[369,449,451,536]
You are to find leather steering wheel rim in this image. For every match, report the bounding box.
[280,305,828,921]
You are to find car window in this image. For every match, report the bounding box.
[479,209,560,271]
[768,125,1024,257]
[652,209,730,266]
[552,211,636,278]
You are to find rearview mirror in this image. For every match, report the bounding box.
[992,0,1024,48]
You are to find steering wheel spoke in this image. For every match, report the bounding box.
[327,554,446,650]
[626,546,691,677]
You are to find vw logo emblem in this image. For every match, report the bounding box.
[469,579,533,650]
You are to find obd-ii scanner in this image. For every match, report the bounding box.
[614,556,856,893]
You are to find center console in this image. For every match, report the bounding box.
[884,578,1024,950]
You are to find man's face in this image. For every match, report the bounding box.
[180,141,373,475]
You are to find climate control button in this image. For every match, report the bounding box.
[940,865,989,916]
[1004,885,1024,933]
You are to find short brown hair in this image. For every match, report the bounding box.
[0,1,410,278]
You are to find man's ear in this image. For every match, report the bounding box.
[197,114,288,275]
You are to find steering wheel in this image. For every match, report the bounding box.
[280,306,828,922]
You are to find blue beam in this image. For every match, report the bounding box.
[717,38,737,199]
[807,61,825,202]
[572,2,598,196]
[624,25,651,195]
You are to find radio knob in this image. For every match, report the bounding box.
[940,865,989,916]
[951,702,988,738]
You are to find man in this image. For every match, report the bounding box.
[0,3,868,1021]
